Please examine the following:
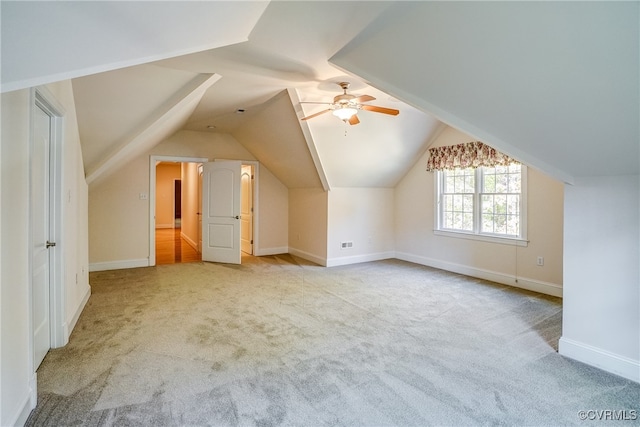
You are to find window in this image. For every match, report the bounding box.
[436,164,526,243]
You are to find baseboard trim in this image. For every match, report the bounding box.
[180,232,198,252]
[559,337,640,383]
[11,381,35,427]
[65,285,91,342]
[255,246,288,256]
[288,247,327,266]
[327,251,395,267]
[395,252,562,297]
[89,258,149,272]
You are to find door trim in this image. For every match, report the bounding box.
[28,86,65,408]
[149,155,207,266]
[31,87,65,348]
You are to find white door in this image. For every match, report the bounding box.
[32,103,52,368]
[240,165,254,255]
[202,161,241,264]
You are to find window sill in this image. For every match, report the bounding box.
[433,230,529,247]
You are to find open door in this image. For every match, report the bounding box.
[202,160,241,264]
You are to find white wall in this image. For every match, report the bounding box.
[1,88,32,427]
[560,175,640,382]
[1,81,89,426]
[89,130,288,269]
[327,188,395,267]
[255,165,289,256]
[288,188,328,265]
[395,126,564,296]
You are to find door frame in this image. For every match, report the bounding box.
[149,155,208,266]
[149,156,260,265]
[29,86,65,398]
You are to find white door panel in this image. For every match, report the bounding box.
[32,104,51,369]
[202,161,241,264]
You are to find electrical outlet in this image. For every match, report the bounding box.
[139,192,148,200]
[537,256,544,266]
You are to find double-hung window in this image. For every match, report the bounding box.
[436,164,527,244]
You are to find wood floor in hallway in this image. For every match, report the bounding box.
[155,228,201,265]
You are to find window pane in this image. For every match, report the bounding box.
[445,176,455,193]
[463,213,473,231]
[482,214,494,233]
[444,194,453,211]
[446,212,453,228]
[483,174,496,193]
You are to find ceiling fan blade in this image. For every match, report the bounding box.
[301,109,332,121]
[360,105,400,116]
[352,94,376,103]
[348,114,360,125]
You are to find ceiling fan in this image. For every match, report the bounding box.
[300,82,399,125]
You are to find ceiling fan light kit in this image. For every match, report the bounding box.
[301,82,399,125]
[332,105,358,121]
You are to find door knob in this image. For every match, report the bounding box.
[46,241,56,248]
[235,216,240,219]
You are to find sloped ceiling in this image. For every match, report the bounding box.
[329,1,640,182]
[4,1,635,188]
[0,1,269,92]
[74,64,202,172]
[232,90,324,189]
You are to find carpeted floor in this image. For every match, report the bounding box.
[27,255,639,426]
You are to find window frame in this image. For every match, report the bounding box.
[434,165,528,247]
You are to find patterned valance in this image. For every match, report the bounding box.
[426,141,518,171]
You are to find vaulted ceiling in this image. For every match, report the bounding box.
[2,1,638,188]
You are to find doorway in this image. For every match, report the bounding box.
[154,161,202,265]
[149,156,258,266]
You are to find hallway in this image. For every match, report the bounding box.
[155,228,200,265]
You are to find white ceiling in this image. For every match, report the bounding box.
[330,1,639,182]
[3,1,637,188]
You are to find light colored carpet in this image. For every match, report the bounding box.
[27,255,639,426]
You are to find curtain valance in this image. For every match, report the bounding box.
[426,141,518,171]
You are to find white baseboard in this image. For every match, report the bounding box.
[326,251,395,267]
[559,337,640,383]
[11,380,35,427]
[255,246,288,256]
[288,247,327,266]
[180,232,198,251]
[89,258,149,272]
[395,252,562,297]
[65,285,91,341]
